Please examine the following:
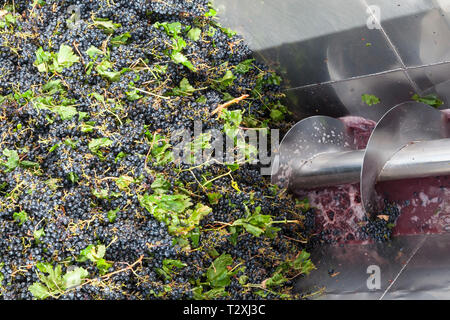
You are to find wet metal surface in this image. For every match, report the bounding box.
[271,116,356,189]
[215,0,450,121]
[291,139,450,189]
[360,102,446,215]
[273,103,450,215]
[377,176,450,236]
[381,234,450,299]
[215,0,450,299]
[365,0,450,67]
[297,233,450,300]
[285,70,416,121]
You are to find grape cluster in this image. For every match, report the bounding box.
[0,0,315,300]
[0,0,400,301]
[359,202,400,243]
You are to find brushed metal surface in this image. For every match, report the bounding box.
[295,234,450,300]
[379,139,450,181]
[292,139,450,188]
[295,150,365,188]
[361,102,446,215]
[271,116,356,189]
[215,0,450,121]
[407,62,450,92]
[285,70,416,121]
[215,0,450,300]
[407,62,450,108]
[365,0,450,67]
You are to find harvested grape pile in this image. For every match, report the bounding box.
[0,0,316,300]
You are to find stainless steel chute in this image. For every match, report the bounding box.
[215,0,450,300]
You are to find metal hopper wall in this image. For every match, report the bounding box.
[215,0,450,299]
[215,0,450,121]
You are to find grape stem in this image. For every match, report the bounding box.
[211,94,249,117]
